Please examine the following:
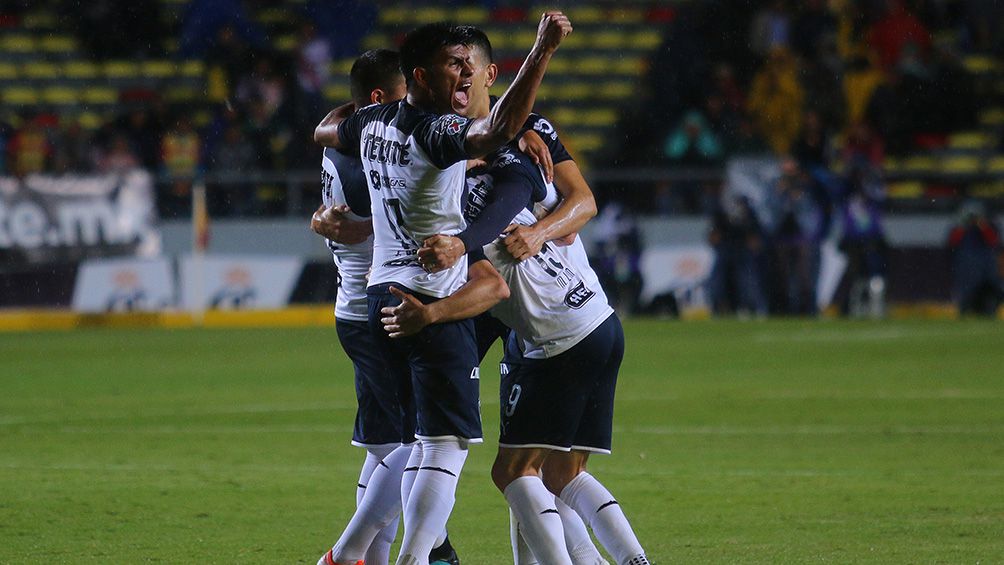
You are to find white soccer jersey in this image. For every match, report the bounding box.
[337,101,474,298]
[320,148,372,322]
[478,173,614,359]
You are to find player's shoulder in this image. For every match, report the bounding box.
[487,145,531,172]
[396,101,469,138]
[323,146,361,174]
[524,112,558,142]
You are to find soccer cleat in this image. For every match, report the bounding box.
[428,535,460,565]
[316,549,363,565]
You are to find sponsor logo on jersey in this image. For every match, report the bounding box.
[436,114,469,136]
[491,150,519,170]
[470,367,480,380]
[533,117,558,140]
[362,133,411,166]
[564,280,596,309]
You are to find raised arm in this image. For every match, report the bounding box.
[504,159,596,260]
[463,12,572,157]
[380,259,509,338]
[313,101,356,148]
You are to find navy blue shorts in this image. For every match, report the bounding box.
[499,313,623,453]
[368,283,483,443]
[336,319,405,448]
[474,312,510,363]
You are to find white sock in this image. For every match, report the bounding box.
[400,442,423,513]
[330,444,411,563]
[505,476,573,565]
[365,514,399,565]
[510,507,539,565]
[560,473,648,565]
[358,445,397,506]
[395,439,468,565]
[557,496,609,565]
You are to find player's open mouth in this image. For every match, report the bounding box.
[453,82,472,108]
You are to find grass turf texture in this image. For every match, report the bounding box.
[1,319,1002,564]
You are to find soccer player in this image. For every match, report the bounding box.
[312,48,478,565]
[315,13,573,565]
[388,44,652,565]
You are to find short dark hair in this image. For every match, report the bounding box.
[349,49,403,107]
[399,22,472,88]
[453,25,493,64]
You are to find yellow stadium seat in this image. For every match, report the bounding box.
[882,157,901,173]
[887,181,924,199]
[963,55,998,74]
[901,155,935,173]
[941,155,981,174]
[455,7,488,23]
[631,30,663,50]
[969,181,1004,198]
[2,87,38,106]
[548,107,578,127]
[331,58,354,75]
[77,112,104,129]
[324,84,352,101]
[42,87,78,105]
[948,131,991,150]
[104,61,140,79]
[613,57,645,75]
[546,57,570,74]
[362,33,390,51]
[987,156,1004,174]
[274,35,298,51]
[1,35,36,53]
[559,31,587,49]
[567,6,604,23]
[571,133,604,152]
[165,86,198,102]
[192,110,213,127]
[257,8,292,25]
[178,60,205,77]
[597,81,633,100]
[582,108,618,127]
[380,6,409,25]
[0,62,18,80]
[142,60,176,78]
[81,87,118,105]
[39,35,78,54]
[23,61,60,80]
[574,56,608,75]
[64,61,99,79]
[608,9,644,24]
[534,83,554,98]
[593,31,627,50]
[979,108,1004,126]
[414,7,448,23]
[555,83,591,101]
[22,12,58,29]
[511,30,537,49]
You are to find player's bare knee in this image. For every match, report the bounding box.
[492,449,543,491]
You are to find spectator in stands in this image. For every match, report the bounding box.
[115,108,164,170]
[179,0,265,58]
[791,110,831,169]
[790,0,838,60]
[664,111,724,166]
[294,20,332,138]
[51,122,95,174]
[7,116,51,178]
[592,203,645,315]
[97,134,140,174]
[947,200,1004,316]
[210,124,258,216]
[749,0,791,59]
[798,35,846,130]
[708,194,769,317]
[867,0,931,72]
[747,47,804,155]
[838,170,888,317]
[302,0,376,58]
[845,49,886,133]
[206,25,252,103]
[772,159,830,315]
[160,113,201,217]
[842,121,885,169]
[0,119,10,175]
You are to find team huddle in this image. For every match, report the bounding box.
[309,12,651,565]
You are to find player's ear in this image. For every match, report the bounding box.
[485,63,498,88]
[413,67,429,90]
[370,89,384,105]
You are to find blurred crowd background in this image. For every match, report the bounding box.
[1,0,1002,317]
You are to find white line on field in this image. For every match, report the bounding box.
[618,425,1004,435]
[753,326,997,343]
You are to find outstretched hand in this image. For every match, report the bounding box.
[381,286,433,338]
[533,11,573,54]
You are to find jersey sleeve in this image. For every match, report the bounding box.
[412,113,475,169]
[522,112,573,165]
[456,147,544,253]
[336,109,367,157]
[466,247,488,265]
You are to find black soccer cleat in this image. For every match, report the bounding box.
[428,535,460,565]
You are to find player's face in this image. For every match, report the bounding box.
[416,44,475,115]
[457,45,497,120]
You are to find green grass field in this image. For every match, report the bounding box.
[2,319,1003,564]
